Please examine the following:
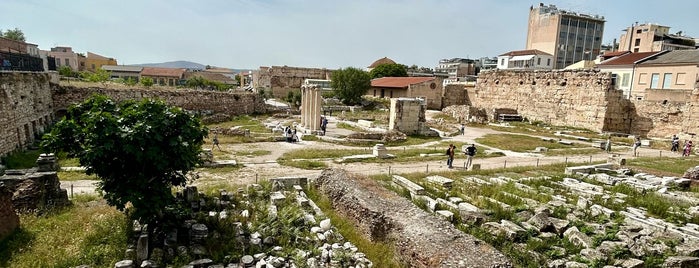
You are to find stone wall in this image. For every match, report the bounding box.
[474,70,632,133]
[388,98,437,136]
[0,170,70,211]
[0,184,19,241]
[442,84,472,107]
[0,72,55,158]
[314,168,512,267]
[52,86,266,118]
[252,66,333,97]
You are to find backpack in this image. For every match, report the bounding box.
[446,148,450,155]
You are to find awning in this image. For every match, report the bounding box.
[510,55,535,61]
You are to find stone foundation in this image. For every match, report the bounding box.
[0,184,19,241]
[0,170,70,211]
[389,98,439,136]
[314,168,512,267]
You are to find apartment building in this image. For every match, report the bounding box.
[526,3,605,69]
[618,23,695,53]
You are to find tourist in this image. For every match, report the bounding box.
[633,137,641,157]
[671,135,680,152]
[446,144,455,169]
[321,116,328,135]
[605,137,612,153]
[460,124,465,135]
[683,140,693,157]
[465,143,477,169]
[212,134,221,150]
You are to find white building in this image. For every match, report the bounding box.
[497,49,554,70]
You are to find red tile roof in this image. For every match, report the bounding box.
[601,51,630,58]
[368,57,397,68]
[499,49,552,57]
[141,67,186,78]
[371,77,435,88]
[597,52,663,66]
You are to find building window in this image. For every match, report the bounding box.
[634,39,641,46]
[662,73,672,89]
[638,73,647,84]
[676,73,686,85]
[547,59,551,66]
[621,73,630,87]
[55,58,60,66]
[537,58,541,65]
[500,59,505,65]
[650,73,660,88]
[65,58,69,66]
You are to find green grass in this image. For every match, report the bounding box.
[476,134,586,152]
[277,159,327,170]
[58,157,81,167]
[2,149,42,169]
[626,156,699,177]
[0,199,128,267]
[279,148,366,161]
[206,115,270,133]
[306,186,400,268]
[57,171,98,181]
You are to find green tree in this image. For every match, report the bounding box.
[57,66,75,77]
[141,77,154,87]
[2,28,25,42]
[80,69,111,83]
[330,67,371,105]
[369,63,408,79]
[41,95,208,225]
[285,90,301,108]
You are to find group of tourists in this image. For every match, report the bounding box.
[446,143,477,169]
[669,135,694,156]
[284,126,298,143]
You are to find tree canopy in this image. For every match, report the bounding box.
[2,28,26,42]
[369,63,408,79]
[41,95,208,224]
[330,67,371,105]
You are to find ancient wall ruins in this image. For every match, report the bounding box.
[0,184,19,241]
[252,66,333,97]
[474,70,633,134]
[0,72,54,157]
[389,98,438,136]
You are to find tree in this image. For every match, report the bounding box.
[80,69,111,83]
[369,63,408,79]
[330,67,371,105]
[141,77,154,87]
[41,95,208,225]
[57,66,75,77]
[2,28,25,42]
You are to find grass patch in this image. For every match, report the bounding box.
[2,148,42,169]
[626,156,699,177]
[306,186,400,268]
[58,157,81,167]
[336,122,362,132]
[544,148,605,156]
[279,148,366,160]
[57,171,98,181]
[0,199,128,267]
[277,159,327,170]
[476,134,586,152]
[207,115,270,133]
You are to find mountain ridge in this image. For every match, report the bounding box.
[129,60,250,73]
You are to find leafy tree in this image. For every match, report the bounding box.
[330,67,371,105]
[2,28,25,42]
[80,69,111,83]
[369,63,408,79]
[41,95,208,225]
[285,90,301,108]
[141,77,154,87]
[57,66,75,77]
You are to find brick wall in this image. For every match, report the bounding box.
[0,72,54,158]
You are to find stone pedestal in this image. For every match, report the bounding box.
[373,144,387,158]
[36,153,58,172]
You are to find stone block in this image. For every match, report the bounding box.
[435,210,454,221]
[270,176,308,190]
[372,144,388,158]
[425,175,454,189]
[392,175,425,195]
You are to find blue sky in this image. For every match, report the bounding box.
[2,0,697,69]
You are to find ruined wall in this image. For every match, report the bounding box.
[253,66,333,97]
[408,79,443,110]
[389,98,425,135]
[0,184,19,241]
[441,84,472,107]
[474,70,631,133]
[52,86,266,117]
[0,170,70,211]
[0,72,54,157]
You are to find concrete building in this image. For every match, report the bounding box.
[434,58,476,85]
[48,46,80,70]
[85,52,117,72]
[631,50,699,101]
[476,57,498,72]
[618,23,696,53]
[596,51,665,99]
[0,36,27,53]
[526,3,605,69]
[101,65,142,81]
[497,49,553,70]
[369,76,443,109]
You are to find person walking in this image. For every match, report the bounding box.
[465,143,477,169]
[671,135,680,153]
[633,137,641,157]
[460,124,465,135]
[212,134,221,150]
[321,116,328,136]
[446,144,455,169]
[683,140,693,157]
[605,137,612,153]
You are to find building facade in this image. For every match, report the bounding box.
[369,76,444,109]
[618,23,695,53]
[434,58,476,85]
[48,46,80,70]
[631,50,699,101]
[526,3,605,69]
[596,51,665,99]
[497,49,554,70]
[101,65,142,81]
[85,52,117,72]
[141,67,186,86]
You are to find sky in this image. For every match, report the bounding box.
[2,0,698,70]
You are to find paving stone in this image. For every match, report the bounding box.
[391,175,425,195]
[564,226,593,248]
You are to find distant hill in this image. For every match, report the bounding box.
[130,61,251,73]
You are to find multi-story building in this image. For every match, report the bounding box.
[618,23,695,53]
[85,52,117,72]
[434,58,476,85]
[476,57,498,72]
[596,51,665,99]
[631,50,699,101]
[48,46,80,70]
[526,3,605,69]
[497,49,554,70]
